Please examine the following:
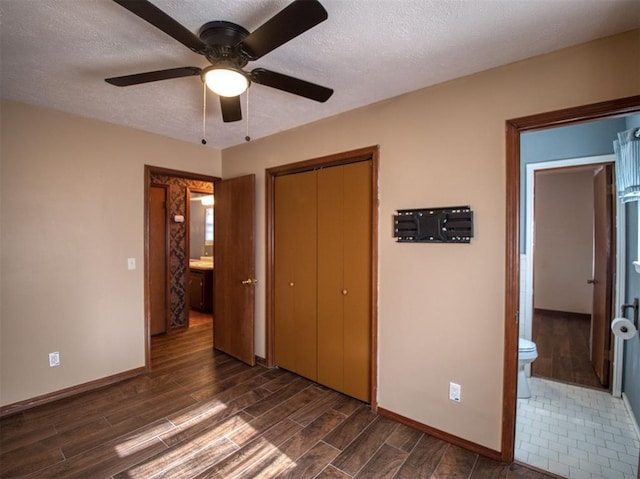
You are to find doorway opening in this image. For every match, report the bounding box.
[523,156,615,391]
[187,188,215,329]
[144,165,218,371]
[502,95,640,466]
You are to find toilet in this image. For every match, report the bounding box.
[518,337,538,399]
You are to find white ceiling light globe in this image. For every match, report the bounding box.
[204,68,249,97]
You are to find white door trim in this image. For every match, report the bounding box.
[522,153,623,396]
[613,194,626,398]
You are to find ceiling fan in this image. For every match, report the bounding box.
[105,0,333,123]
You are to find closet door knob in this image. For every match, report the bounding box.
[289,282,295,287]
[342,289,348,296]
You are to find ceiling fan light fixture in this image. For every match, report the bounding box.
[203,66,249,97]
[107,0,333,125]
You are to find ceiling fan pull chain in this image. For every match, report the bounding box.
[201,82,207,145]
[245,88,251,142]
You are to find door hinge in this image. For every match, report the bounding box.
[515,311,519,324]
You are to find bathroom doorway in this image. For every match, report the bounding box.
[524,159,614,390]
[503,97,640,476]
[187,187,214,327]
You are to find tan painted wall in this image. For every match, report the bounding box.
[0,100,221,406]
[221,30,640,451]
[534,168,595,314]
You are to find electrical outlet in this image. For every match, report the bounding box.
[49,352,60,367]
[449,382,461,402]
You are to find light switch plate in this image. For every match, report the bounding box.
[49,352,60,367]
[127,258,136,270]
[449,382,461,402]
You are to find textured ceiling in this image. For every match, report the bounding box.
[1,0,639,149]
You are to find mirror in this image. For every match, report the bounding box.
[189,190,214,260]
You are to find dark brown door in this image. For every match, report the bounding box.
[591,164,614,386]
[213,175,256,365]
[149,184,168,335]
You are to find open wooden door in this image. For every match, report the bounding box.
[591,164,614,387]
[213,174,256,365]
[149,184,168,335]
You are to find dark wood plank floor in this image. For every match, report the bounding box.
[531,309,605,389]
[188,309,213,327]
[1,317,557,479]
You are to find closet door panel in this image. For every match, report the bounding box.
[317,166,345,392]
[274,171,318,380]
[342,161,372,402]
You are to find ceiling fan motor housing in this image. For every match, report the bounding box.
[198,21,250,68]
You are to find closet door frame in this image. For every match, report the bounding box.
[265,145,380,410]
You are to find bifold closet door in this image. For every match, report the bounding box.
[274,171,318,380]
[317,161,372,402]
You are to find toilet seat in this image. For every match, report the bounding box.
[518,338,536,352]
[518,338,538,362]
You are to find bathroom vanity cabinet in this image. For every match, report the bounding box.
[189,267,213,313]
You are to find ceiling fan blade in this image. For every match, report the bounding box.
[240,0,328,60]
[112,0,207,54]
[250,68,333,102]
[105,66,201,86]
[220,96,242,122]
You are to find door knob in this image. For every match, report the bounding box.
[587,279,597,284]
[242,278,258,285]
[342,289,348,296]
[289,282,295,287]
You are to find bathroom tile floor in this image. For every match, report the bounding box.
[515,377,640,479]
